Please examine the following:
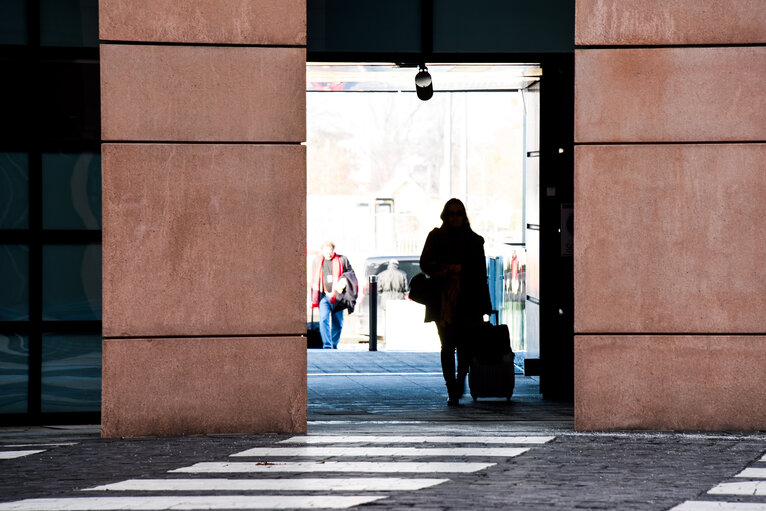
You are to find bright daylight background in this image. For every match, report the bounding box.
[306,64,540,354]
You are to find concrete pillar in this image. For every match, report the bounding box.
[99,0,307,437]
[574,0,766,430]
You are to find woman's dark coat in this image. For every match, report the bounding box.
[419,226,493,324]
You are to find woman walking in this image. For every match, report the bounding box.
[420,199,492,405]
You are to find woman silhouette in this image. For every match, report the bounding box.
[420,198,492,405]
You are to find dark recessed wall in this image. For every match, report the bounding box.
[307,0,574,55]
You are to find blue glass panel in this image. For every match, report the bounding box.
[39,0,98,47]
[0,0,28,45]
[41,334,101,413]
[42,244,101,320]
[42,153,101,230]
[0,245,29,321]
[0,334,28,413]
[0,153,29,229]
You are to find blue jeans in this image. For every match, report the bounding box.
[318,294,344,349]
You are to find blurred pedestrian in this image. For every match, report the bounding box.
[311,241,354,349]
[510,250,520,297]
[419,199,492,405]
[377,259,409,310]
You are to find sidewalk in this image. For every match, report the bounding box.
[1,351,765,511]
[307,350,572,428]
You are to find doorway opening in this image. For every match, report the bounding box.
[305,63,565,419]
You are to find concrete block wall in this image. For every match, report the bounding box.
[574,0,766,430]
[99,0,307,437]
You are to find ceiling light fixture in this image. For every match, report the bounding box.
[415,63,433,101]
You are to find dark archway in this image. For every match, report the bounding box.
[306,0,575,401]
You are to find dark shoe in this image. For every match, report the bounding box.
[447,397,460,406]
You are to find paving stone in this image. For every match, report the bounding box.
[2,352,765,510]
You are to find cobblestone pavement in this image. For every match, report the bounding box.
[1,351,765,510]
[307,351,573,426]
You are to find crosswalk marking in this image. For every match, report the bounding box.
[670,502,766,510]
[171,461,496,473]
[84,477,449,492]
[709,481,766,496]
[0,496,385,510]
[2,443,77,448]
[0,434,553,510]
[737,468,766,479]
[672,449,766,511]
[231,446,529,458]
[280,435,554,445]
[0,450,45,460]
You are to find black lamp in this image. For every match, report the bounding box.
[415,64,433,101]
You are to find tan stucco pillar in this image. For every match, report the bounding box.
[99,0,307,436]
[574,0,766,430]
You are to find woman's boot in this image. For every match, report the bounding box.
[446,380,460,406]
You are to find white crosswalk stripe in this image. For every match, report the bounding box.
[0,496,385,510]
[280,435,555,444]
[0,450,46,460]
[738,468,766,479]
[171,461,496,473]
[0,434,553,510]
[670,502,766,510]
[709,481,766,496]
[1,443,77,447]
[84,477,449,492]
[671,451,766,510]
[231,446,529,457]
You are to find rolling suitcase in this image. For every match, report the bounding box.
[307,309,323,349]
[468,318,515,401]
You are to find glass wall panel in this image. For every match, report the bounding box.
[523,87,540,153]
[0,61,33,142]
[42,153,101,230]
[0,245,29,321]
[525,156,540,227]
[0,153,29,229]
[42,244,101,320]
[525,300,540,358]
[41,334,101,412]
[0,0,27,45]
[39,0,98,47]
[526,228,540,301]
[523,87,540,227]
[465,92,525,244]
[39,62,101,141]
[0,334,28,413]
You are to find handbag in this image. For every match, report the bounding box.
[408,272,435,307]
